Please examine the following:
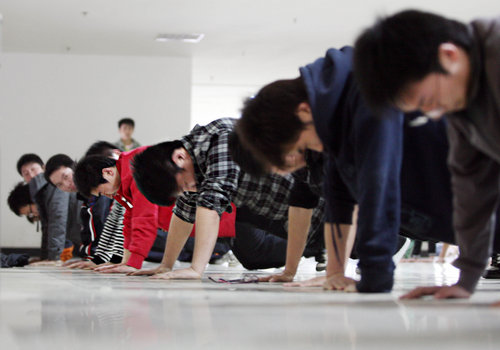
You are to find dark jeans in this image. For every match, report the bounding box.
[399,205,500,254]
[231,220,324,270]
[145,229,231,263]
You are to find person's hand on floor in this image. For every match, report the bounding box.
[400,285,471,299]
[65,260,97,269]
[94,263,137,274]
[284,275,326,287]
[150,267,201,280]
[323,273,357,292]
[259,270,295,283]
[127,265,171,276]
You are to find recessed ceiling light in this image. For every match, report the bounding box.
[155,33,205,43]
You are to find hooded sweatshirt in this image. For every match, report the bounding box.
[113,147,170,269]
[300,47,404,292]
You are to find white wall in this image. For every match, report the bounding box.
[0,52,192,247]
[190,84,258,128]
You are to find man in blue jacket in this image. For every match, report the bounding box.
[236,47,403,293]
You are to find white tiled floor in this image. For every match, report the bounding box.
[1,258,500,350]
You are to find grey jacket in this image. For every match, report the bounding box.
[114,138,141,152]
[29,174,81,260]
[447,17,500,293]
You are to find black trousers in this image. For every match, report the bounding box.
[231,220,324,270]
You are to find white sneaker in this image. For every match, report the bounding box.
[393,237,411,265]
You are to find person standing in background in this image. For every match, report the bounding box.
[115,118,141,152]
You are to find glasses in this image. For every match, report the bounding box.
[208,274,259,284]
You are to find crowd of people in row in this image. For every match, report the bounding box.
[4,10,500,301]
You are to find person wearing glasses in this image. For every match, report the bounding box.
[353,10,500,300]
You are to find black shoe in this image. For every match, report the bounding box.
[315,251,326,271]
[483,253,500,279]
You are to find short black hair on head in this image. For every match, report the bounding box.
[118,118,135,128]
[236,77,308,169]
[74,155,117,199]
[353,9,471,114]
[16,153,44,175]
[7,182,33,216]
[84,141,117,158]
[132,141,184,206]
[44,154,75,184]
[228,131,268,177]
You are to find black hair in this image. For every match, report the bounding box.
[7,182,33,216]
[353,9,471,113]
[228,131,268,177]
[236,77,308,169]
[44,154,75,184]
[132,141,184,206]
[118,118,135,128]
[84,141,118,158]
[74,155,117,198]
[16,153,44,175]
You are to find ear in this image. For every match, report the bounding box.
[438,42,461,74]
[101,167,115,181]
[295,102,313,123]
[296,102,311,114]
[171,148,187,168]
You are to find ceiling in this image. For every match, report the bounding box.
[1,0,499,85]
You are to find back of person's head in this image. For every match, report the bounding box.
[84,140,118,158]
[7,182,33,216]
[353,9,471,113]
[228,131,268,177]
[44,154,75,184]
[132,140,184,206]
[16,153,44,175]
[236,77,308,168]
[118,118,135,128]
[74,155,117,198]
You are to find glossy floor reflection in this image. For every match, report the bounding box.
[1,258,500,350]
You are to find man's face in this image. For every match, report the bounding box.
[19,204,40,221]
[397,72,468,120]
[272,106,323,174]
[174,164,197,194]
[20,162,44,183]
[119,124,134,141]
[49,166,77,192]
[92,182,120,199]
[91,168,121,199]
[396,43,470,120]
[170,148,198,195]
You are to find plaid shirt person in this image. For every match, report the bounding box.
[173,118,324,236]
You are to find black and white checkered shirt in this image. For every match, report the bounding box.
[172,118,292,221]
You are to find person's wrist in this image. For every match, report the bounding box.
[282,268,297,277]
[282,265,297,276]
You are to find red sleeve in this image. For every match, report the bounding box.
[188,203,236,238]
[218,203,236,237]
[126,182,159,269]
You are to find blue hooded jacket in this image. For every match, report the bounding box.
[300,47,404,292]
